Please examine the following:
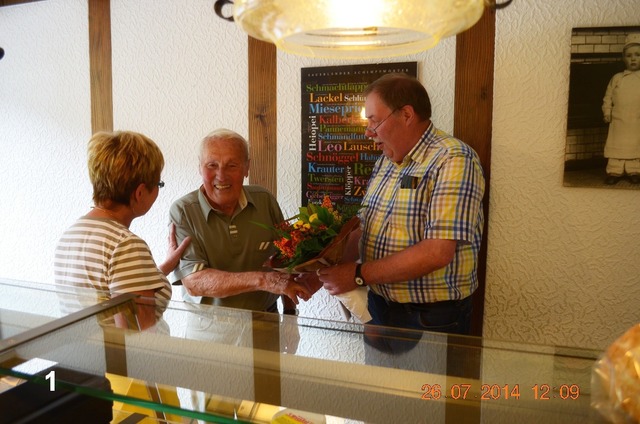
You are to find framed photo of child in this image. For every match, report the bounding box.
[564,25,640,190]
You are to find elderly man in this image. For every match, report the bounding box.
[170,128,309,313]
[318,73,485,336]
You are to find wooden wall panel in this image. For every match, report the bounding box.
[88,0,113,133]
[247,37,281,407]
[247,37,278,196]
[454,8,495,337]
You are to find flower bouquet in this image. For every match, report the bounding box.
[255,196,370,323]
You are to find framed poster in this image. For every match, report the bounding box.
[301,62,418,208]
[563,25,640,190]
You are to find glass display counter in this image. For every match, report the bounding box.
[0,278,107,342]
[0,279,609,423]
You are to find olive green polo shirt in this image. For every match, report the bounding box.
[169,185,284,311]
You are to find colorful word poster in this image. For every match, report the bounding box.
[301,62,417,208]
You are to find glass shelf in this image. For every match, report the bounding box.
[0,279,608,423]
[0,278,108,344]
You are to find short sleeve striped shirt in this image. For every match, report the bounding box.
[359,124,485,303]
[54,217,171,307]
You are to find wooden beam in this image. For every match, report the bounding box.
[88,0,113,133]
[247,37,278,196]
[247,36,281,406]
[0,0,45,6]
[454,7,495,337]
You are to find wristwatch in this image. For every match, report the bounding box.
[354,263,366,287]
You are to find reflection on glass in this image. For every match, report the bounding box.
[0,279,606,423]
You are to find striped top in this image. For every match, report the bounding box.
[359,124,485,303]
[54,217,171,318]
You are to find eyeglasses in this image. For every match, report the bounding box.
[365,109,397,135]
[157,181,165,188]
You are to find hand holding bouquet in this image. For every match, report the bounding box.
[254,196,370,322]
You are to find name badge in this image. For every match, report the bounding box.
[401,175,419,189]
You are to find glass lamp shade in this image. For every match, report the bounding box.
[233,0,486,58]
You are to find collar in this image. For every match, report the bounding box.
[197,186,251,219]
[394,122,435,168]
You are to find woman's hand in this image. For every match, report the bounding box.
[159,223,191,275]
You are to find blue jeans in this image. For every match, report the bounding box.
[364,291,473,355]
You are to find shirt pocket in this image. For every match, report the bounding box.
[388,176,428,242]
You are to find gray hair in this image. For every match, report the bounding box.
[199,128,249,163]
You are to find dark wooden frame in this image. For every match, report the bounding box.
[454,8,495,337]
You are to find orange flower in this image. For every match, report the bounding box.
[321,195,333,210]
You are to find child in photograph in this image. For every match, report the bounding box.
[602,33,640,185]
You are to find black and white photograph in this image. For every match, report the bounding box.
[564,25,640,189]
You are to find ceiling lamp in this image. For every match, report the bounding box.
[214,0,512,59]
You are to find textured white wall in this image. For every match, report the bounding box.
[1,0,638,350]
[109,0,250,281]
[485,0,640,349]
[0,0,92,284]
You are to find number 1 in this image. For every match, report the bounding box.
[45,370,55,391]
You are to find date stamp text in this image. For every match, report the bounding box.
[420,384,581,401]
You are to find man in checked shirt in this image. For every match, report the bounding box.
[318,73,485,338]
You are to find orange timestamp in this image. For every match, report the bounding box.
[420,383,581,401]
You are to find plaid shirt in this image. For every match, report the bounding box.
[359,124,485,303]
